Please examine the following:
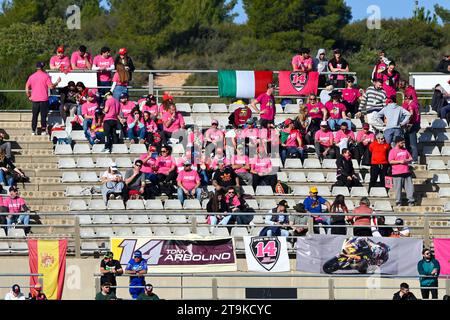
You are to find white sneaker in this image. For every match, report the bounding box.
[101,148,110,153]
[41,131,47,136]
[31,131,36,136]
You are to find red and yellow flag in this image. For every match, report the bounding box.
[28,239,67,300]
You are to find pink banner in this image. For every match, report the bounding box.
[433,238,450,275]
[278,71,319,96]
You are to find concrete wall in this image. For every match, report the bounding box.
[0,258,447,300]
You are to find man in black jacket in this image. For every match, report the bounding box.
[393,283,417,300]
[436,54,450,74]
[335,148,361,188]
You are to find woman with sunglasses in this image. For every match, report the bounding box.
[368,133,390,192]
[155,146,177,196]
[126,108,146,144]
[304,93,325,140]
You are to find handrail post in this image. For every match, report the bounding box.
[191,216,198,234]
[148,72,154,95]
[423,216,430,249]
[74,216,81,259]
[95,275,100,296]
[328,278,335,300]
[446,278,450,296]
[307,217,314,235]
[212,278,218,300]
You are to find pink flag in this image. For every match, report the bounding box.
[433,238,450,275]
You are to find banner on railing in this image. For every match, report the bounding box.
[244,236,290,272]
[28,239,67,300]
[296,235,422,275]
[218,70,274,98]
[110,236,237,273]
[49,71,98,88]
[433,238,450,275]
[278,71,319,96]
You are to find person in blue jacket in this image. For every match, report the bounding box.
[303,186,331,234]
[417,248,440,299]
[125,250,147,299]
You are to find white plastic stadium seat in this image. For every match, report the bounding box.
[150,215,168,224]
[293,186,310,196]
[92,144,106,154]
[164,199,183,210]
[241,185,255,196]
[212,227,229,236]
[228,104,242,113]
[89,200,107,211]
[183,199,201,210]
[80,172,99,183]
[428,160,446,170]
[326,172,337,183]
[303,159,321,169]
[373,201,393,212]
[351,118,362,129]
[172,227,191,236]
[196,227,211,236]
[107,200,126,210]
[134,227,153,236]
[210,103,227,113]
[433,174,450,184]
[168,215,187,224]
[154,227,172,236]
[81,242,99,251]
[58,158,76,169]
[175,103,191,113]
[126,200,145,210]
[115,228,133,237]
[231,227,249,237]
[95,158,114,168]
[322,159,337,169]
[192,103,209,113]
[418,132,434,143]
[115,158,133,168]
[172,144,185,155]
[423,146,441,156]
[55,144,72,155]
[130,215,150,224]
[51,130,68,140]
[259,199,277,210]
[195,116,212,127]
[129,144,147,154]
[444,202,450,212]
[62,172,80,183]
[73,144,91,155]
[80,228,95,238]
[92,214,111,224]
[307,172,325,183]
[284,158,303,169]
[441,147,450,156]
[78,215,92,225]
[69,200,87,211]
[277,172,288,182]
[70,131,87,141]
[77,157,95,168]
[245,199,259,210]
[316,186,331,196]
[255,186,273,196]
[288,172,307,182]
[110,215,129,224]
[438,188,450,197]
[145,200,164,210]
[350,186,369,197]
[8,229,26,238]
[112,144,129,154]
[332,186,350,197]
[284,104,299,114]
[95,227,115,237]
[369,187,388,198]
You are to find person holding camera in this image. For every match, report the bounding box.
[100,163,124,203]
[124,160,146,201]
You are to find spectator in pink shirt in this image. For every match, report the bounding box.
[209,148,229,172]
[341,76,361,117]
[25,62,61,135]
[49,46,71,71]
[381,61,400,100]
[204,119,224,149]
[4,186,30,235]
[354,123,375,165]
[291,48,313,72]
[126,109,145,144]
[139,146,159,185]
[250,148,277,192]
[142,111,158,145]
[155,146,177,195]
[161,104,185,145]
[371,50,389,81]
[325,90,352,131]
[82,90,99,140]
[140,94,159,121]
[314,121,337,159]
[177,160,202,204]
[241,118,260,153]
[71,45,92,70]
[402,94,421,163]
[280,118,304,165]
[305,93,326,137]
[389,136,414,207]
[102,91,120,153]
[111,63,130,101]
[118,93,136,134]
[334,122,356,154]
[231,144,252,186]
[92,47,115,97]
[250,83,276,128]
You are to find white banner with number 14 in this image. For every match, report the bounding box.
[244,236,290,272]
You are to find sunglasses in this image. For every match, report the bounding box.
[161,150,168,153]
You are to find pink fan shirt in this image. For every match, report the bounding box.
[315,130,334,147]
[177,170,200,191]
[156,155,176,175]
[26,70,53,102]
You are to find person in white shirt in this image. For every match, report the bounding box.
[100,163,124,203]
[4,284,25,300]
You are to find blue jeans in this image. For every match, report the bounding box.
[328,119,352,131]
[199,170,209,186]
[113,85,128,101]
[144,173,158,185]
[281,147,304,164]
[177,187,202,204]
[0,170,13,186]
[440,104,450,119]
[98,81,112,102]
[83,119,93,140]
[127,127,146,141]
[266,228,290,237]
[384,128,403,146]
[209,215,232,226]
[406,124,420,162]
[7,214,30,234]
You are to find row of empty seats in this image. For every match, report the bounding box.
[55,143,147,155]
[59,158,134,169]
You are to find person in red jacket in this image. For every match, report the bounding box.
[368,133,391,191]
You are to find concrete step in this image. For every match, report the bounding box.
[29,204,69,212]
[26,198,69,205]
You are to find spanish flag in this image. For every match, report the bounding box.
[28,239,67,300]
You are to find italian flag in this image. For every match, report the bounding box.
[28,239,68,300]
[219,70,273,98]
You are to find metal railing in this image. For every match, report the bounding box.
[92,272,450,300]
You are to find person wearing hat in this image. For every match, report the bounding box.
[334,121,356,154]
[25,62,61,135]
[375,96,411,146]
[111,62,130,101]
[328,49,349,88]
[341,76,361,117]
[93,46,115,98]
[71,45,93,70]
[325,90,352,131]
[125,250,148,299]
[388,136,414,207]
[4,284,25,300]
[380,61,400,100]
[231,144,252,186]
[401,93,420,163]
[354,122,375,165]
[260,200,291,237]
[115,47,135,80]
[280,118,304,165]
[49,46,71,71]
[303,186,331,234]
[177,160,202,204]
[101,90,121,153]
[99,251,123,294]
[95,282,117,300]
[359,78,387,125]
[204,119,224,149]
[140,94,159,120]
[4,186,30,235]
[250,83,276,128]
[137,284,160,300]
[100,163,124,203]
[28,283,47,300]
[289,203,309,239]
[314,121,337,160]
[291,48,313,72]
[124,159,147,200]
[390,218,411,238]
